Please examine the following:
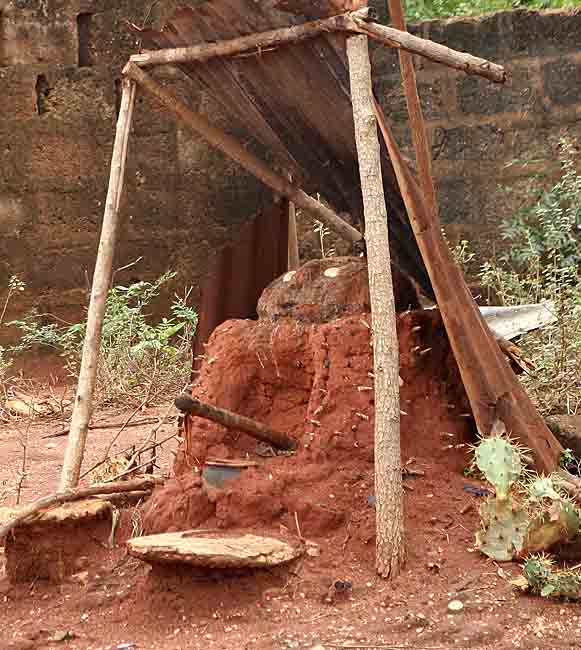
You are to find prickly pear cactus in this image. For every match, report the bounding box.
[525,501,580,554]
[475,436,522,500]
[477,498,529,561]
[528,477,561,502]
[524,554,581,600]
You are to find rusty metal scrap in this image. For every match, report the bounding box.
[192,200,289,374]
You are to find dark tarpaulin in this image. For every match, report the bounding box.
[128,0,432,298]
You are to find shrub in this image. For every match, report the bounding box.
[472,137,581,415]
[3,271,197,406]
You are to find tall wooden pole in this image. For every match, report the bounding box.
[346,35,405,578]
[386,0,439,221]
[59,79,137,490]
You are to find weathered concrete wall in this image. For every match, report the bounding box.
[0,0,269,333]
[1,3,580,329]
[372,7,581,257]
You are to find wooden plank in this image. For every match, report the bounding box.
[373,102,562,474]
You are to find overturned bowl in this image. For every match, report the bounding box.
[201,458,257,490]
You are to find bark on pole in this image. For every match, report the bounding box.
[59,79,137,490]
[346,34,405,578]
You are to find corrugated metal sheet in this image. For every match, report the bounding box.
[191,199,290,375]
[128,0,432,297]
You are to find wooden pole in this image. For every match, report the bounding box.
[287,200,300,270]
[385,0,438,221]
[174,394,298,451]
[123,62,363,246]
[352,15,506,84]
[346,34,404,579]
[128,11,364,68]
[59,79,137,490]
[127,11,506,84]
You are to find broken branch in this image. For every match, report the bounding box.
[174,394,298,451]
[127,10,506,84]
[0,477,159,540]
[351,16,507,84]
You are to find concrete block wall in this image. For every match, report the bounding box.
[372,8,581,256]
[0,0,268,333]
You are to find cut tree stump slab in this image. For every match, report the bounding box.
[1,500,112,584]
[0,499,112,528]
[127,530,304,569]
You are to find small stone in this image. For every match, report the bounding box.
[50,631,75,642]
[307,547,320,557]
[447,600,464,613]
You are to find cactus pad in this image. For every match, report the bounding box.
[475,436,522,499]
[477,498,528,561]
[524,555,581,600]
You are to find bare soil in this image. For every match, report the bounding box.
[1,345,580,650]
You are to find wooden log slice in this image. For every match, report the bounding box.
[127,531,304,568]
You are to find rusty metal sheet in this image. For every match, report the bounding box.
[128,1,432,297]
[191,199,289,375]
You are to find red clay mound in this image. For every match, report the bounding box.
[142,258,475,563]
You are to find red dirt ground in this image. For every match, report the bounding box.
[2,261,580,649]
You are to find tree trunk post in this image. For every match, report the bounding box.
[346,34,405,578]
[59,79,137,490]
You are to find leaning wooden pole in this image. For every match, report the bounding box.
[386,0,438,220]
[59,79,137,490]
[346,34,404,578]
[123,62,363,246]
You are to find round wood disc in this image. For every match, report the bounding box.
[127,531,304,568]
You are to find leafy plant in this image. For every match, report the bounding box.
[0,276,26,389]
[404,0,578,22]
[3,271,197,406]
[471,137,581,415]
